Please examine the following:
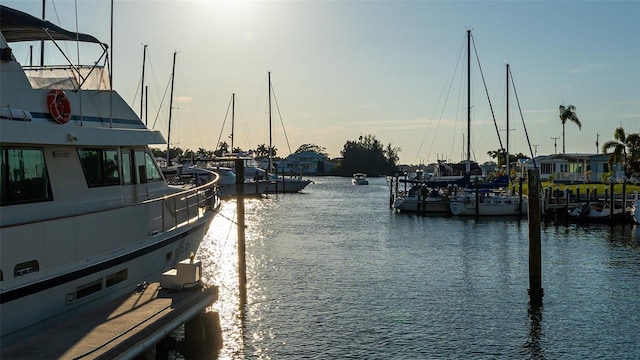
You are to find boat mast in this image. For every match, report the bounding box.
[506,63,510,180]
[140,44,147,121]
[466,29,471,175]
[268,71,273,173]
[231,93,235,151]
[166,51,176,166]
[40,0,45,66]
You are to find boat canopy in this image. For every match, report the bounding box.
[0,5,105,46]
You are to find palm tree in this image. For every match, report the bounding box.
[255,144,268,158]
[602,127,629,176]
[558,104,582,153]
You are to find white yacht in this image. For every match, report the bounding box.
[0,5,221,344]
[352,173,369,185]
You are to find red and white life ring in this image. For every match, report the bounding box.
[47,89,71,124]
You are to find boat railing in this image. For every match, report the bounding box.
[144,170,221,234]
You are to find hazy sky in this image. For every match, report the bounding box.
[5,0,640,165]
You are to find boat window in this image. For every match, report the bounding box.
[135,150,147,183]
[121,150,133,185]
[0,147,53,206]
[106,269,128,288]
[14,260,39,277]
[75,279,103,300]
[144,151,163,182]
[77,148,120,187]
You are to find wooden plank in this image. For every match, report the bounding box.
[1,283,217,360]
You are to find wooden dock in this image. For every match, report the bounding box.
[1,282,218,359]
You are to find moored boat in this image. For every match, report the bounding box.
[352,173,369,185]
[392,183,452,213]
[212,153,312,193]
[567,201,628,224]
[205,166,271,197]
[0,5,221,344]
[631,191,640,224]
[449,190,528,216]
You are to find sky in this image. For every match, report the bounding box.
[3,0,640,165]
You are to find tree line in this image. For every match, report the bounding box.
[151,134,401,176]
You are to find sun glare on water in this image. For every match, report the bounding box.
[200,198,271,358]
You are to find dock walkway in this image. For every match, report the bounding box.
[1,282,217,359]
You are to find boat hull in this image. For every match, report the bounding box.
[393,197,451,213]
[450,197,527,216]
[0,193,219,344]
[218,181,271,197]
[266,178,312,193]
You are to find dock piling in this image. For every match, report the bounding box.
[527,170,543,306]
[235,159,247,309]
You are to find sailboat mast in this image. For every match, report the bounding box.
[40,0,45,66]
[466,29,471,175]
[166,51,177,166]
[231,93,235,151]
[140,44,147,121]
[506,63,510,180]
[268,71,273,173]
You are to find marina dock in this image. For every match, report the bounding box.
[1,282,219,359]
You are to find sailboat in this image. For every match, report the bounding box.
[206,93,271,197]
[218,72,312,193]
[449,62,528,216]
[393,30,479,214]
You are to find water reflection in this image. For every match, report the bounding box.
[200,197,278,359]
[522,304,544,360]
[201,200,244,359]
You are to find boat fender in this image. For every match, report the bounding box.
[47,89,71,124]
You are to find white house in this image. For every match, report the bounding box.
[523,153,624,183]
[275,151,333,174]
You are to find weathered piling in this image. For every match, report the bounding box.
[609,181,615,223]
[474,180,479,222]
[389,176,394,209]
[235,159,247,309]
[519,177,523,219]
[527,170,543,306]
[622,180,627,211]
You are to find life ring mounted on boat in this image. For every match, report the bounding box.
[47,89,71,124]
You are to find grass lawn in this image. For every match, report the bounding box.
[519,181,640,197]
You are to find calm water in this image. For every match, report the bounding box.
[199,176,640,359]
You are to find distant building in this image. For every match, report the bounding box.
[275,151,334,174]
[523,153,624,183]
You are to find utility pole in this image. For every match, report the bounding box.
[596,133,600,154]
[551,137,559,154]
[533,144,539,157]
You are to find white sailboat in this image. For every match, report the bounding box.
[214,72,312,193]
[449,36,527,216]
[0,5,220,344]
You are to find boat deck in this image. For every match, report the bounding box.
[1,282,218,359]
